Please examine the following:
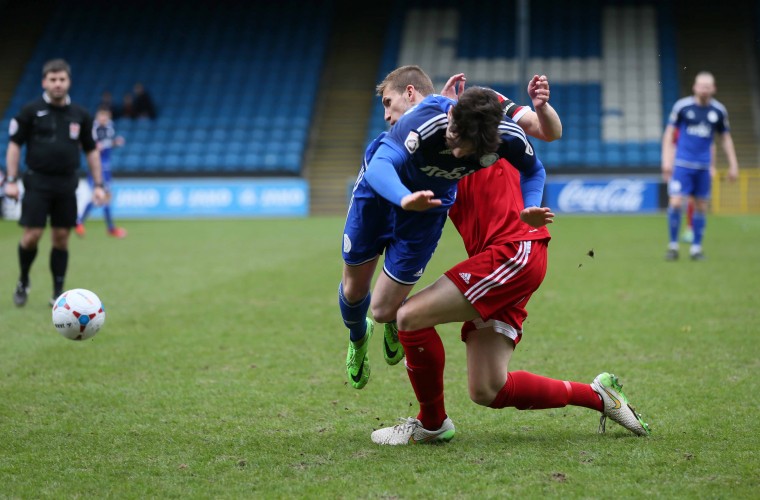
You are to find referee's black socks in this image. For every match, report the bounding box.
[50,248,68,296]
[18,243,38,286]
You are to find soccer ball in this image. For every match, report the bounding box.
[52,289,106,341]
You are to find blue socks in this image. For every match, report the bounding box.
[78,202,94,225]
[692,211,706,246]
[667,206,681,245]
[78,202,115,231]
[104,205,114,231]
[338,282,371,342]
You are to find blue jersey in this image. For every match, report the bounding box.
[367,94,544,213]
[92,120,117,170]
[668,97,729,170]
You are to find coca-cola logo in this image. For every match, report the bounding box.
[557,179,646,212]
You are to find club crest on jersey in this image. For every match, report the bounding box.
[479,153,498,167]
[405,131,420,154]
[69,123,80,140]
[707,110,718,123]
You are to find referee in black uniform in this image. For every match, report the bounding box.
[4,58,106,306]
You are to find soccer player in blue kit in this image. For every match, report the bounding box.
[661,71,739,261]
[75,107,127,238]
[340,66,553,389]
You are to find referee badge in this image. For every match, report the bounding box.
[69,123,80,140]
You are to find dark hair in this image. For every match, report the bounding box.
[376,65,435,97]
[42,58,71,77]
[448,87,503,158]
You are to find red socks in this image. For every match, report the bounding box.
[399,328,604,428]
[489,371,602,412]
[398,327,447,430]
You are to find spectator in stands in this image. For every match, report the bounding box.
[3,58,106,306]
[661,71,739,261]
[119,92,135,119]
[131,82,157,120]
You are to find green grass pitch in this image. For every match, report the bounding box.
[1,214,759,498]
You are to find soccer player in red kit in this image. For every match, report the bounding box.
[370,80,651,445]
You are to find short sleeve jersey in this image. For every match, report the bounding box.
[93,120,117,167]
[379,94,540,212]
[9,95,96,175]
[668,96,729,169]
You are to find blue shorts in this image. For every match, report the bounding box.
[668,166,711,199]
[342,180,447,285]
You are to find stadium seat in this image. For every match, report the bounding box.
[1,0,333,176]
[366,0,670,169]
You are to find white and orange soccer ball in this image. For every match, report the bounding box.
[52,289,106,341]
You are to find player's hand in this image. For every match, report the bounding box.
[520,206,554,227]
[440,73,466,100]
[727,166,739,182]
[661,164,673,182]
[528,75,550,109]
[4,182,19,200]
[92,186,107,205]
[401,190,442,211]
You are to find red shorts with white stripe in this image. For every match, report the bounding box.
[444,239,549,346]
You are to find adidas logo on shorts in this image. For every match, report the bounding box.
[459,272,471,284]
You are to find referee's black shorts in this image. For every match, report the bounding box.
[19,172,79,228]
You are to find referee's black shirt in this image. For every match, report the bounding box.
[9,93,97,176]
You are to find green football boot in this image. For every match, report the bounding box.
[383,321,405,365]
[346,318,373,389]
[592,372,650,436]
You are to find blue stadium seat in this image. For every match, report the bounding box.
[367,0,666,169]
[1,0,333,175]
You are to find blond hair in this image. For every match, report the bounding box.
[376,65,435,97]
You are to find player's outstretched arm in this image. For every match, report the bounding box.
[520,206,555,228]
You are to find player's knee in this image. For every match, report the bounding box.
[21,231,43,248]
[371,303,397,325]
[341,280,369,304]
[468,384,498,407]
[396,305,421,332]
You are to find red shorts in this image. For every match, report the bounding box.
[444,239,549,346]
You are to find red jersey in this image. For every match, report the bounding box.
[449,159,550,256]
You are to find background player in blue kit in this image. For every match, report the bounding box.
[75,107,127,238]
[340,66,554,389]
[661,71,739,261]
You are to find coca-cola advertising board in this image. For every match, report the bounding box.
[544,177,663,213]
